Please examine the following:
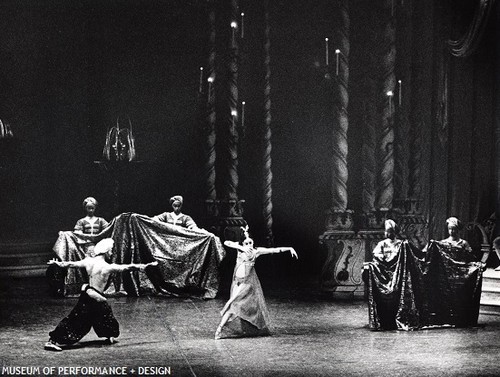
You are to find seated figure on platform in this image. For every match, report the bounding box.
[44,238,158,351]
[436,217,472,251]
[74,197,109,237]
[153,195,198,230]
[215,225,298,340]
[47,197,109,296]
[372,219,402,263]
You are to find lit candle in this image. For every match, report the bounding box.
[387,91,394,114]
[231,109,237,129]
[231,22,238,47]
[241,101,246,129]
[325,38,329,66]
[335,49,340,76]
[398,80,402,106]
[241,13,245,39]
[207,76,214,103]
[199,67,203,92]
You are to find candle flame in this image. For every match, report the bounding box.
[231,21,238,29]
[387,91,394,96]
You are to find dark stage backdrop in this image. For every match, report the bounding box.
[0,0,496,276]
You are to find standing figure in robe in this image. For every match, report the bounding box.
[363,219,408,330]
[434,217,475,261]
[215,226,298,340]
[153,195,198,230]
[372,219,402,263]
[44,238,158,351]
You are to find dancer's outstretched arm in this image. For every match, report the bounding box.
[47,258,87,269]
[255,247,298,259]
[108,260,158,272]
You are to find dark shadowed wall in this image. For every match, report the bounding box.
[0,0,496,276]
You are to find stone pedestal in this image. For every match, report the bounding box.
[319,231,363,299]
[319,211,385,300]
[204,198,246,241]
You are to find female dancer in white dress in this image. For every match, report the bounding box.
[215,226,298,339]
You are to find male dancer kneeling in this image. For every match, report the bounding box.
[44,238,157,351]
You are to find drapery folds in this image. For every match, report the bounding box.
[365,241,482,330]
[52,213,225,299]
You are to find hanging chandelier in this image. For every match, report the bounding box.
[0,119,13,139]
[102,117,136,162]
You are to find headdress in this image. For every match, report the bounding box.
[384,219,399,234]
[240,225,250,239]
[493,236,500,249]
[169,195,183,206]
[83,197,98,208]
[93,238,114,257]
[446,217,462,230]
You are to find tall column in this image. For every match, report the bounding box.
[204,0,218,219]
[320,0,361,300]
[375,0,396,213]
[262,0,274,246]
[216,0,245,240]
[224,0,240,203]
[496,2,500,237]
[362,100,377,217]
[325,0,352,232]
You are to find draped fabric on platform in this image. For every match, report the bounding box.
[365,241,483,331]
[52,213,226,298]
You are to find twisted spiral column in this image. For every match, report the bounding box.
[262,0,274,246]
[362,101,377,214]
[204,1,217,202]
[375,0,396,211]
[408,121,422,199]
[224,0,240,201]
[331,0,350,212]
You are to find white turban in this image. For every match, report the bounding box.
[446,217,462,230]
[93,238,114,256]
[83,197,98,208]
[384,219,399,233]
[169,195,183,206]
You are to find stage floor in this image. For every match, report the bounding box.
[1,276,500,377]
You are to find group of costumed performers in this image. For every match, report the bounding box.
[50,195,225,298]
[45,193,491,350]
[45,195,298,350]
[364,217,486,331]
